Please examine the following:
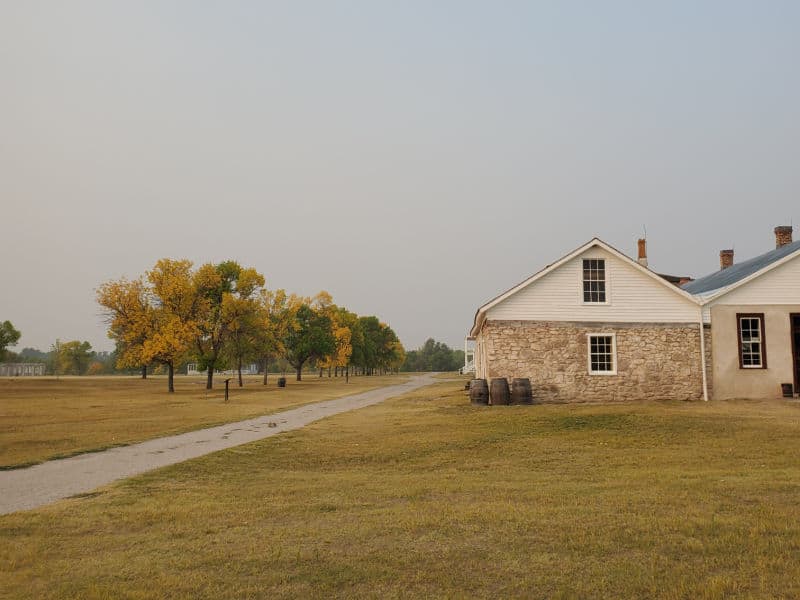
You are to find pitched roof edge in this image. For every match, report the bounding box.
[693,247,800,305]
[469,237,701,337]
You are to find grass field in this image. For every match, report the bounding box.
[0,373,409,469]
[3,379,800,598]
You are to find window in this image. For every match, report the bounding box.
[583,259,606,303]
[737,314,767,369]
[588,334,616,374]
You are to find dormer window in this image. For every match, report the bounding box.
[583,259,606,303]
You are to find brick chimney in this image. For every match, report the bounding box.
[637,238,648,267]
[775,225,793,248]
[720,249,734,270]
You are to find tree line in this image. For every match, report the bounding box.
[400,338,465,372]
[1,321,100,375]
[96,259,405,392]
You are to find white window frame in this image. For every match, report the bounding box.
[587,333,617,375]
[580,257,610,305]
[737,314,766,369]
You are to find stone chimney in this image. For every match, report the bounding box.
[637,238,648,267]
[720,249,734,270]
[775,225,793,248]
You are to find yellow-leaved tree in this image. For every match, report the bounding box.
[252,289,302,384]
[96,277,153,379]
[98,259,200,392]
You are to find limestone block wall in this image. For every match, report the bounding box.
[482,320,704,402]
[703,324,713,400]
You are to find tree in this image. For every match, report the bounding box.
[0,321,21,362]
[400,338,463,372]
[252,289,301,385]
[96,277,152,379]
[57,340,95,375]
[282,303,336,381]
[220,269,267,387]
[98,260,200,392]
[353,316,402,375]
[49,339,62,377]
[193,261,266,390]
[144,259,202,392]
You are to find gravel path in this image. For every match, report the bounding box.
[0,374,436,515]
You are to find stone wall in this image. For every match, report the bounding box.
[482,320,704,402]
[703,324,713,400]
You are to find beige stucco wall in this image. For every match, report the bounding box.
[710,305,800,399]
[481,320,704,402]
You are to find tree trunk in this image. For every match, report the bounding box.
[141,364,148,379]
[319,367,323,377]
[262,357,269,385]
[328,367,331,378]
[237,356,243,387]
[296,364,303,381]
[345,365,349,383]
[168,362,174,393]
[206,366,213,390]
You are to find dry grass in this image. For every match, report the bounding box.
[3,382,800,598]
[0,374,407,468]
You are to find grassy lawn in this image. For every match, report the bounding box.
[3,381,800,598]
[0,373,407,469]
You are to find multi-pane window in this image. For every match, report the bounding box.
[588,334,616,374]
[583,259,606,303]
[738,314,766,369]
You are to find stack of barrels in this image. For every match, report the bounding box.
[468,377,533,405]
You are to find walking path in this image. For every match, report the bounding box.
[0,373,436,515]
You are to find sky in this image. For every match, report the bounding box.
[1,1,799,354]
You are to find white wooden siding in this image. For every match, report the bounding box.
[486,247,700,323]
[706,254,800,309]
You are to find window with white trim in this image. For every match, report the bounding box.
[738,314,766,369]
[588,334,616,374]
[582,259,606,303]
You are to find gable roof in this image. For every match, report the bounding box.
[682,239,800,297]
[469,238,700,337]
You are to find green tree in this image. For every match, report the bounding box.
[282,303,336,381]
[58,340,95,375]
[193,261,266,390]
[0,321,21,362]
[400,338,463,372]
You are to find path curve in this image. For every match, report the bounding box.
[0,373,436,515]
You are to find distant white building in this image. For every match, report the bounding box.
[0,363,46,376]
[186,363,259,376]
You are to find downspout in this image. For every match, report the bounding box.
[699,306,709,402]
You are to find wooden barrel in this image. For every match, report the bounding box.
[277,377,286,388]
[490,378,510,405]
[469,379,489,405]
[511,378,533,405]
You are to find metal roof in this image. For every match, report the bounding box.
[682,239,800,295]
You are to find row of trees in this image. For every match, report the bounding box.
[400,338,465,372]
[0,322,99,376]
[97,259,405,392]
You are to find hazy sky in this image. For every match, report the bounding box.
[1,1,799,353]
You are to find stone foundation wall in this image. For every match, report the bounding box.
[482,320,704,402]
[703,324,713,400]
